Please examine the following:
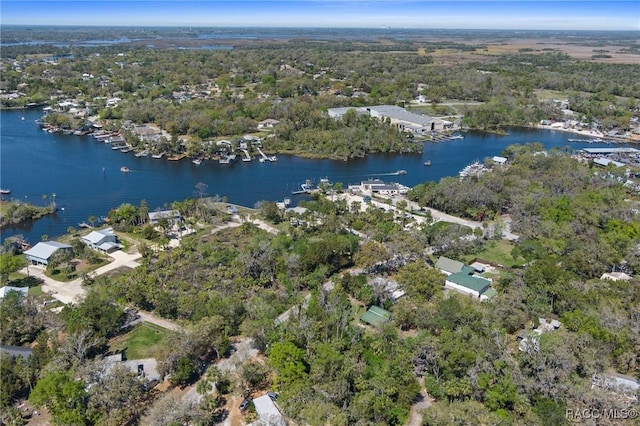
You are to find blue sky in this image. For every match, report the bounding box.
[1,1,638,30]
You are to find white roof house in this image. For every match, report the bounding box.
[0,286,29,298]
[81,227,119,252]
[250,395,286,426]
[24,241,72,266]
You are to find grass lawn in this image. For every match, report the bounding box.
[465,240,523,268]
[110,323,168,360]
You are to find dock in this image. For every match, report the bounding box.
[167,153,187,161]
[241,149,252,162]
[257,147,277,162]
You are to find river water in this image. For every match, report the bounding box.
[0,108,622,243]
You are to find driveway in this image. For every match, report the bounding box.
[21,249,142,305]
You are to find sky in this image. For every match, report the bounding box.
[1,1,638,31]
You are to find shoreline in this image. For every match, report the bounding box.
[532,124,639,144]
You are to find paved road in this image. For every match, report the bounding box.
[21,250,143,305]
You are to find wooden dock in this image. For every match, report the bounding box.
[167,153,187,161]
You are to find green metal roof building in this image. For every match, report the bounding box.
[445,272,491,298]
[360,306,392,327]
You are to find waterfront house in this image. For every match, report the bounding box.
[148,210,182,226]
[359,179,407,195]
[24,241,73,266]
[81,227,119,252]
[133,125,162,143]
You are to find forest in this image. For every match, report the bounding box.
[2,145,640,425]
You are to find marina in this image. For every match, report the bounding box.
[2,109,636,243]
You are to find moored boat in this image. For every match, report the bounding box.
[0,188,10,194]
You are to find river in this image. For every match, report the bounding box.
[0,108,623,243]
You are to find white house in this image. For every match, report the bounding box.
[81,227,119,252]
[0,286,29,299]
[23,241,73,266]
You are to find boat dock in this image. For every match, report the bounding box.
[241,149,252,162]
[257,147,277,162]
[167,153,187,161]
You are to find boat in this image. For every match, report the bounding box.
[120,166,130,173]
[300,179,314,192]
[424,160,432,166]
[135,150,148,157]
[120,147,132,153]
[192,158,203,165]
[268,155,278,162]
[0,188,10,194]
[395,170,407,175]
[21,117,25,121]
[151,153,165,159]
[259,157,266,163]
[450,134,464,140]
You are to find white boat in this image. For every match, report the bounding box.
[192,158,202,165]
[268,155,277,162]
[120,166,130,173]
[151,153,165,159]
[259,157,265,163]
[424,160,432,166]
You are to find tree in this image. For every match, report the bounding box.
[0,254,25,283]
[30,370,89,425]
[268,341,308,388]
[87,364,145,425]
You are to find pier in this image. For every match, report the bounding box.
[241,149,252,162]
[257,147,277,162]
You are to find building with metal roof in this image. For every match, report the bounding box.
[250,394,286,426]
[445,272,491,299]
[148,209,182,224]
[436,256,474,276]
[0,286,29,299]
[23,241,72,266]
[327,104,448,134]
[360,305,392,327]
[81,227,120,252]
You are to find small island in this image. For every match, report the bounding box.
[0,198,57,229]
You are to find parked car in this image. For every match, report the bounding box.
[239,398,252,411]
[267,391,278,400]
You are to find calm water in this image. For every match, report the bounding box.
[0,108,621,243]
